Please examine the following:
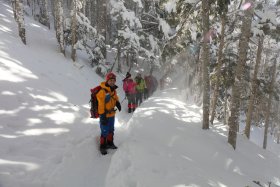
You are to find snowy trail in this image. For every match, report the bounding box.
[45,133,109,187]
[0,1,121,186]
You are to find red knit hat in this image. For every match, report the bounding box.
[106,72,116,81]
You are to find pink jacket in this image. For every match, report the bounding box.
[123,78,137,94]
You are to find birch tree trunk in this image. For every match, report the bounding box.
[202,0,210,130]
[15,0,26,45]
[210,13,226,125]
[228,0,253,149]
[263,57,277,149]
[245,35,264,139]
[71,0,77,62]
[54,0,65,56]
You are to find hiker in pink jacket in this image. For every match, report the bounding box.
[123,72,137,113]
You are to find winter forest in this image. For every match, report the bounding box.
[13,0,280,149]
[2,0,280,186]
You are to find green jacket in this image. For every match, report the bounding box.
[135,77,146,93]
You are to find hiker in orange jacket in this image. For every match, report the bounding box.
[96,72,121,155]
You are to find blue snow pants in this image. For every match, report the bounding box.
[100,116,115,137]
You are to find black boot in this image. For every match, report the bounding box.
[99,136,107,155]
[107,141,118,149]
[107,133,118,149]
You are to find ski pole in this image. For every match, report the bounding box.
[120,96,126,104]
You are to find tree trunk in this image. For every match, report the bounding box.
[82,0,86,14]
[277,124,280,144]
[224,84,228,125]
[85,0,91,24]
[202,0,210,130]
[228,0,253,149]
[49,0,55,21]
[128,54,132,72]
[263,57,277,149]
[71,0,77,62]
[15,0,26,45]
[32,0,36,17]
[96,0,107,61]
[276,103,280,144]
[117,43,121,72]
[54,0,65,56]
[38,0,50,28]
[91,0,97,26]
[44,0,50,29]
[245,35,264,139]
[11,0,17,19]
[210,13,226,125]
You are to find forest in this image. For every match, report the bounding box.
[11,0,280,150]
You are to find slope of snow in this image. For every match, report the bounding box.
[0,1,279,187]
[106,90,280,187]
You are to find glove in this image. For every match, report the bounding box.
[116,101,121,112]
[99,114,108,125]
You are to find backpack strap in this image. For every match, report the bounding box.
[104,90,118,114]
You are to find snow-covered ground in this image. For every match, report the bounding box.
[0,1,279,187]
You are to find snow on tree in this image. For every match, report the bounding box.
[96,0,107,60]
[64,0,105,65]
[110,0,142,70]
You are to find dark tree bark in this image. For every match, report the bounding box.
[245,35,264,139]
[228,0,254,149]
[202,0,210,130]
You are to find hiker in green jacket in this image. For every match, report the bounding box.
[135,73,146,107]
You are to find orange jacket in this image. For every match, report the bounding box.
[96,82,119,117]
